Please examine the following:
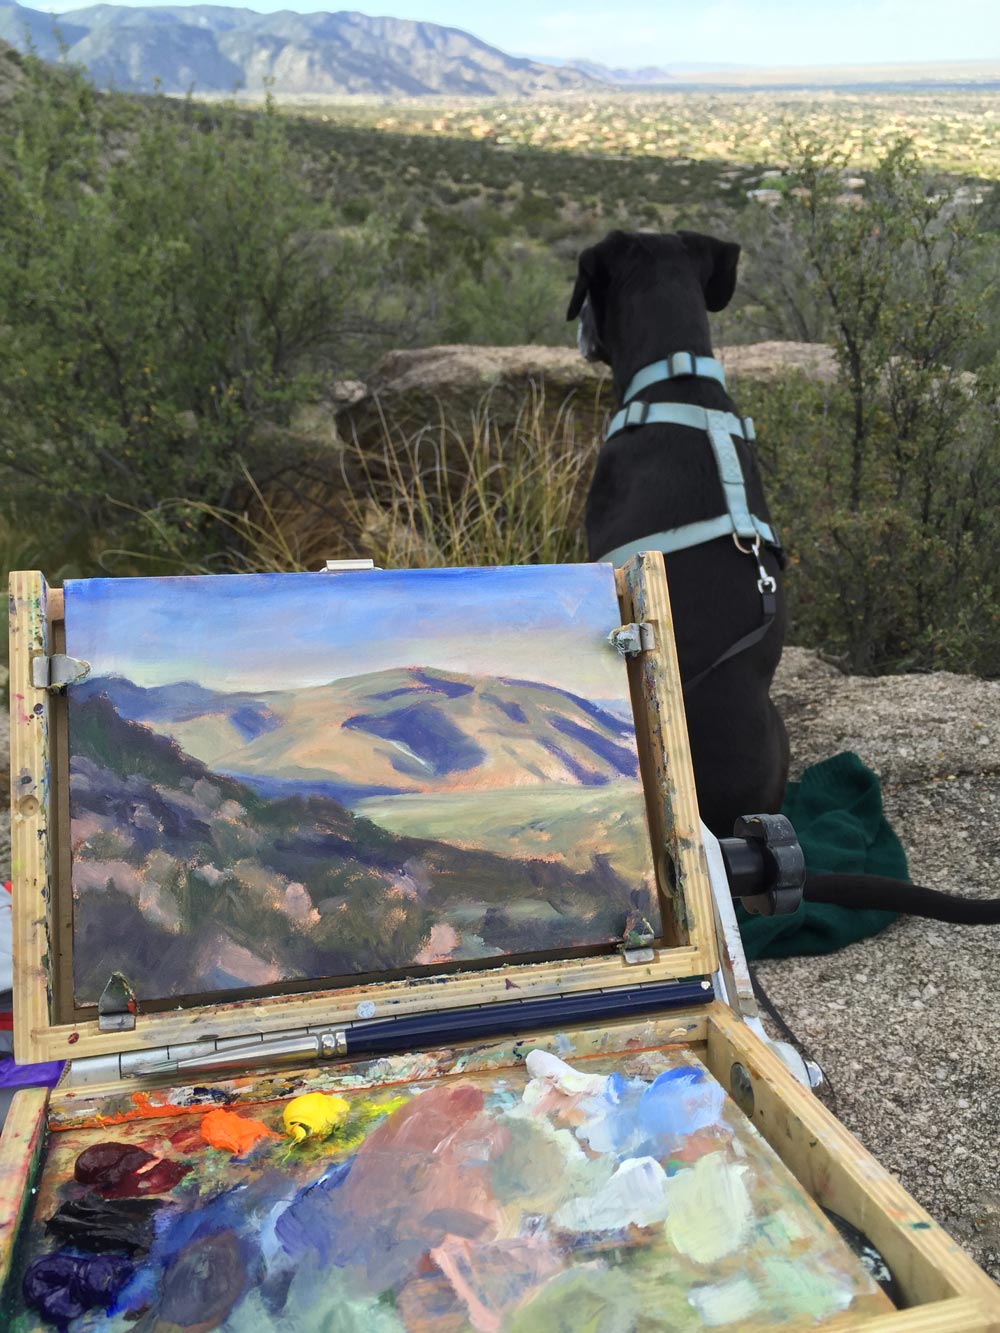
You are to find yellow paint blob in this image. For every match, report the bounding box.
[282,1092,351,1143]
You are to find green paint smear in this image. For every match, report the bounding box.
[757,1255,857,1322]
[507,1266,644,1333]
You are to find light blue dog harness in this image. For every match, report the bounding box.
[597,352,781,567]
[597,352,782,696]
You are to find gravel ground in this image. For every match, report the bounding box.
[2,650,998,1280]
[761,648,1000,1281]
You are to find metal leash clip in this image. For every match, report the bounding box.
[733,533,776,592]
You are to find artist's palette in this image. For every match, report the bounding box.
[6,1048,891,1331]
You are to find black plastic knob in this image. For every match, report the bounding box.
[718,813,805,916]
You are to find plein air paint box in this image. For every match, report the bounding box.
[1,554,998,1331]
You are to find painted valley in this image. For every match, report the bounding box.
[64,566,660,1005]
[9,1050,889,1330]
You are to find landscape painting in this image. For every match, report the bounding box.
[63,565,660,1006]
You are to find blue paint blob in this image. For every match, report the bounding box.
[274,1159,353,1261]
[23,1251,134,1326]
[636,1067,725,1143]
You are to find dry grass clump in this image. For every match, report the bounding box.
[130,384,595,574]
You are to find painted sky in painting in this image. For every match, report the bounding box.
[64,565,629,696]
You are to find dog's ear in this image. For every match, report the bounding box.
[678,230,741,312]
[566,246,597,321]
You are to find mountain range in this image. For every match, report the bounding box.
[0,3,598,95]
[76,665,640,803]
[69,689,654,1001]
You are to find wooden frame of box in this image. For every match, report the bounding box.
[1,555,998,1330]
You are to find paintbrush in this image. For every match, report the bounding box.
[130,979,713,1078]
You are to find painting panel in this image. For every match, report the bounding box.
[63,566,660,1005]
[6,1049,891,1330]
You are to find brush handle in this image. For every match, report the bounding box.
[340,979,713,1056]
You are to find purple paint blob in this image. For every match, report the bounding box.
[23,1251,133,1326]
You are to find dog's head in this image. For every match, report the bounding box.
[567,230,740,364]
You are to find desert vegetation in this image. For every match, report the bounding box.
[1,45,999,679]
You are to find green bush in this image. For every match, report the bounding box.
[0,58,380,574]
[740,369,1000,677]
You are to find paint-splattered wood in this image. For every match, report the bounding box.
[618,552,717,970]
[8,571,56,1064]
[0,1089,48,1295]
[19,946,711,1063]
[48,1010,711,1129]
[704,1004,1000,1321]
[13,1003,1000,1327]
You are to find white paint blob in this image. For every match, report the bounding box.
[554,1156,671,1232]
[689,1275,765,1325]
[664,1151,754,1264]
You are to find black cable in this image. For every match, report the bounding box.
[747,962,839,1117]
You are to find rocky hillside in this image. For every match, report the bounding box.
[0,3,596,96]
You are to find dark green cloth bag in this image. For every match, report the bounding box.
[736,751,903,960]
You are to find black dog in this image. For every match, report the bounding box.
[569,228,1000,925]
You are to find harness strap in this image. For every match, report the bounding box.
[705,408,756,543]
[623,352,727,404]
[606,400,754,442]
[596,515,779,567]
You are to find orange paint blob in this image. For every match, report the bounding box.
[199,1108,279,1155]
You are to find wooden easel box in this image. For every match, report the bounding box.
[1,555,998,1330]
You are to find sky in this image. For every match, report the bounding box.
[46,0,1000,69]
[63,565,633,696]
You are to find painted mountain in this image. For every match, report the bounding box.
[0,3,596,96]
[64,566,660,1006]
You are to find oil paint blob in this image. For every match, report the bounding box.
[199,1108,280,1156]
[8,1050,892,1331]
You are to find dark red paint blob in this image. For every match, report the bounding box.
[102,1157,191,1198]
[74,1141,191,1198]
[75,1143,153,1189]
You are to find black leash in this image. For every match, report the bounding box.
[683,537,778,697]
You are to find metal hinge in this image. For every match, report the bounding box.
[319,559,381,572]
[618,912,656,964]
[98,972,137,1032]
[608,622,655,657]
[31,654,91,691]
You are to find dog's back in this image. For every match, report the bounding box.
[571,230,789,835]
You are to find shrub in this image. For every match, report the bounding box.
[0,58,372,571]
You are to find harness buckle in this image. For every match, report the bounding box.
[732,532,760,556]
[668,351,696,377]
[625,400,650,428]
